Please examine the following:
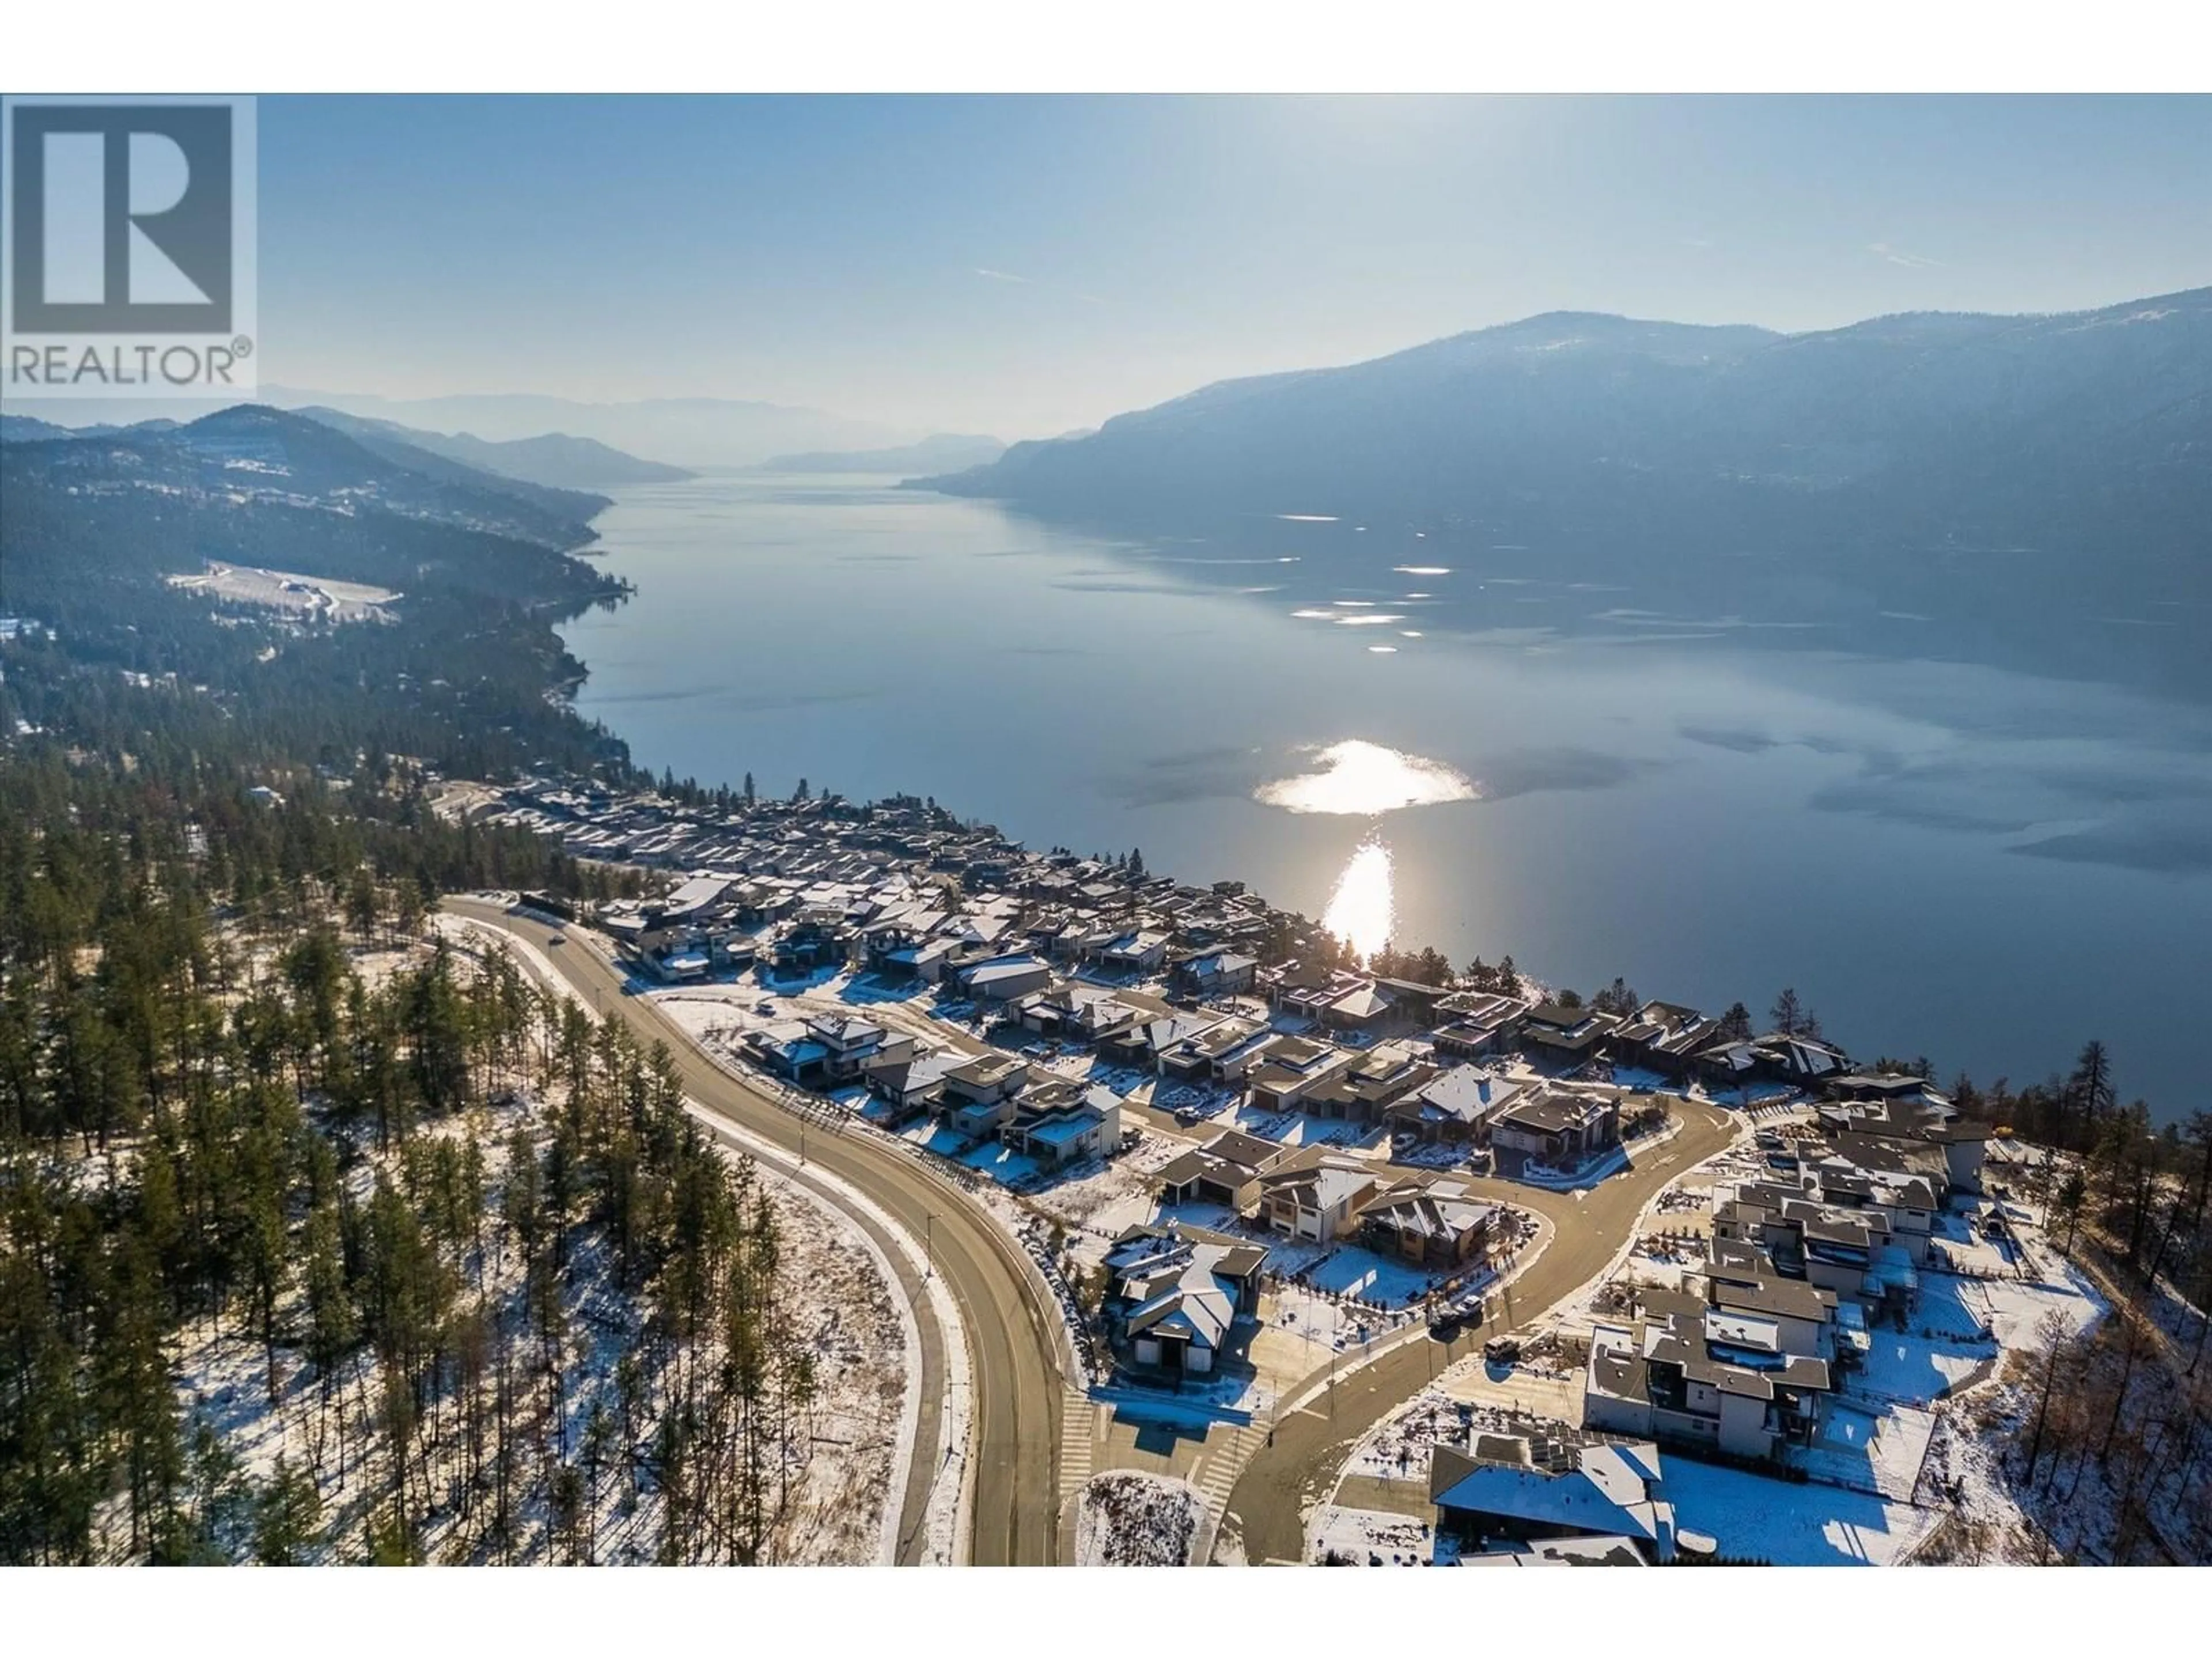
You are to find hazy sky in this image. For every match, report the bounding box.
[259,94,2212,438]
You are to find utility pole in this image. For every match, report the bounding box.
[926,1214,935,1282]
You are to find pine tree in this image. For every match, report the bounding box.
[253,1453,323,1565]
[1770,987,1806,1036]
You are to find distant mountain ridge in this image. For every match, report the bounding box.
[292,406,693,488]
[918,290,2212,567]
[0,414,77,445]
[3,404,612,554]
[5,387,907,470]
[259,386,903,469]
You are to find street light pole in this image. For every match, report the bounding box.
[926,1213,935,1282]
[1329,1301,1339,1418]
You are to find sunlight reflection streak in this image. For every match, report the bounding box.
[1323,839,1395,963]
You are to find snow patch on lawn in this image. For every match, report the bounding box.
[1665,1456,1936,1565]
[1310,1505,1457,1566]
[1305,1245,1444,1307]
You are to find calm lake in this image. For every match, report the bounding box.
[561,471,2212,1121]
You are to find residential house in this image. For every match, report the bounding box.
[862,915,954,983]
[1711,1181,1915,1319]
[1252,1150,1381,1244]
[1157,1016,1277,1086]
[1003,1082,1123,1170]
[861,1048,963,1119]
[1092,929,1171,978]
[938,1053,1032,1138]
[771,913,851,976]
[633,928,714,983]
[1301,1039,1435,1126]
[1808,1136,1947,1265]
[1319,978,1403,1037]
[1696,1032,1852,1092]
[1608,1001,1717,1080]
[1100,1010,1228,1073]
[655,873,736,927]
[1104,1222,1268,1377]
[1429,991,1531,1060]
[956,953,1054,1006]
[1489,1085,1622,1171]
[800,1013,913,1083]
[741,1019,830,1086]
[1266,962,1370,1026]
[1584,1286,1833,1464]
[1247,1035,1354,1113]
[1430,1438,1675,1564]
[1518,1002,1620,1070]
[1700,1250,1842,1361]
[1016,984,1142,1046]
[1389,1066,1522,1147]
[1372,976,1453,1028]
[1167,947,1259,1001]
[1816,1086,1992,1196]
[1358,1175,1499,1270]
[1157,1127,1287,1210]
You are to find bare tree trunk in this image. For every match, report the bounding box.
[2101,1314,2149,1465]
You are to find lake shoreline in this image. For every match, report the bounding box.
[549,472,2210,1122]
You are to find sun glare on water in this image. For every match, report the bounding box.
[1253,738,1476,815]
[1324,839,1396,963]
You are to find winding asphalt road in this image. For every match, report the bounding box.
[444,899,1068,1566]
[1219,1099,1739,1563]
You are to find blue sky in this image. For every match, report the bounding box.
[257,94,2212,437]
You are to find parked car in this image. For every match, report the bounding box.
[1483,1335,1521,1364]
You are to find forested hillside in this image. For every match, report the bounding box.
[0,415,888,1563]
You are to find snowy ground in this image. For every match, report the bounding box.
[1665,1456,1937,1565]
[1269,1283,1404,1351]
[1225,1100,1384,1152]
[270,918,918,1565]
[1853,1324,1994,1408]
[1020,1131,1183,1239]
[1798,1399,1938,1499]
[739,1170,910,1565]
[168,560,399,623]
[649,972,993,1074]
[160,1082,908,1566]
[1075,1472,1202,1566]
[1301,1244,1460,1308]
[1342,1387,1493,1481]
[1310,1505,1459,1566]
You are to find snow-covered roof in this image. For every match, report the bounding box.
[1430,1442,1674,1556]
